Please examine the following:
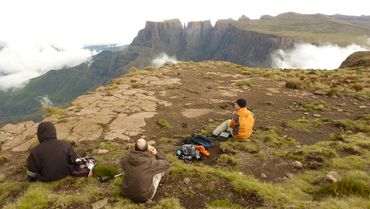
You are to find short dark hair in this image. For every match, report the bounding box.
[236,98,247,108]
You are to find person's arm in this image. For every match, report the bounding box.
[230,114,238,128]
[26,153,39,181]
[148,145,169,172]
[68,144,78,165]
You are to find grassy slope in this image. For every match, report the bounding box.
[0,62,369,209]
[229,13,370,45]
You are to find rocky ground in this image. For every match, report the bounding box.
[0,61,369,209]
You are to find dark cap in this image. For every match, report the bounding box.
[236,98,247,108]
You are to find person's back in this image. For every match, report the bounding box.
[121,139,169,202]
[27,121,77,182]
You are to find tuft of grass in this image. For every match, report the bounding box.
[151,198,184,209]
[93,165,119,179]
[330,156,369,170]
[351,84,363,91]
[235,79,252,88]
[219,140,259,154]
[285,80,303,89]
[157,119,170,129]
[283,118,325,131]
[217,154,238,166]
[43,106,66,118]
[0,182,27,207]
[130,82,144,88]
[314,178,370,200]
[253,128,296,148]
[208,199,244,209]
[143,66,158,71]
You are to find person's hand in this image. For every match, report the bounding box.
[148,145,157,155]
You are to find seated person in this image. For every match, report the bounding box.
[213,98,255,141]
[121,139,169,203]
[27,121,77,182]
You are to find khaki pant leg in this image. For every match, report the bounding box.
[150,172,165,199]
[213,119,231,136]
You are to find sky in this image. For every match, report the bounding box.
[1,0,369,45]
[0,0,369,90]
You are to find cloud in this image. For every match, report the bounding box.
[37,95,53,106]
[151,53,179,67]
[271,43,369,69]
[0,41,96,91]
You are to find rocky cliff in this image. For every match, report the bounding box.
[131,19,295,67]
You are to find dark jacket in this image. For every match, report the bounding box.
[121,150,169,202]
[27,122,77,182]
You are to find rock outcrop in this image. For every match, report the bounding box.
[339,51,370,68]
[131,19,295,67]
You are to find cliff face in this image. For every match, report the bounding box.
[131,19,185,55]
[131,19,295,67]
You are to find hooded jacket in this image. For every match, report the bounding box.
[121,150,169,202]
[230,107,255,140]
[27,121,77,182]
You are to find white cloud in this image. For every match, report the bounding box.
[37,96,53,106]
[271,43,369,69]
[151,53,179,67]
[0,41,95,90]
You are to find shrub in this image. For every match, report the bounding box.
[43,106,65,118]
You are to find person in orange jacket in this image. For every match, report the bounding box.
[213,98,255,141]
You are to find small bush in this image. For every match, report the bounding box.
[314,179,370,200]
[157,119,170,129]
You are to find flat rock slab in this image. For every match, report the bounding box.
[182,109,212,118]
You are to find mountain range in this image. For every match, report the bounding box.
[1,12,370,126]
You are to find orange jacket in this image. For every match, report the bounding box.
[230,107,255,141]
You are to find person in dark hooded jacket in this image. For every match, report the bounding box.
[27,121,77,182]
[121,138,169,203]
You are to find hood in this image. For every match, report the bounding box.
[37,121,57,143]
[126,150,151,166]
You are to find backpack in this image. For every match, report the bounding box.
[187,134,214,148]
[176,144,201,163]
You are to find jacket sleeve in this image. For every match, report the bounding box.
[67,144,77,165]
[151,155,170,174]
[27,153,39,181]
[230,114,238,128]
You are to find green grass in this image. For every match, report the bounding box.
[93,165,120,179]
[42,106,66,118]
[157,119,170,129]
[208,199,244,209]
[283,118,326,131]
[252,128,296,148]
[151,198,183,209]
[235,79,252,88]
[314,178,370,200]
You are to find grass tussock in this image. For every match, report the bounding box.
[43,106,66,118]
[157,119,170,129]
[314,178,370,200]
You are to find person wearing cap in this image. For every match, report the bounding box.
[27,121,77,182]
[121,139,169,203]
[213,98,255,141]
